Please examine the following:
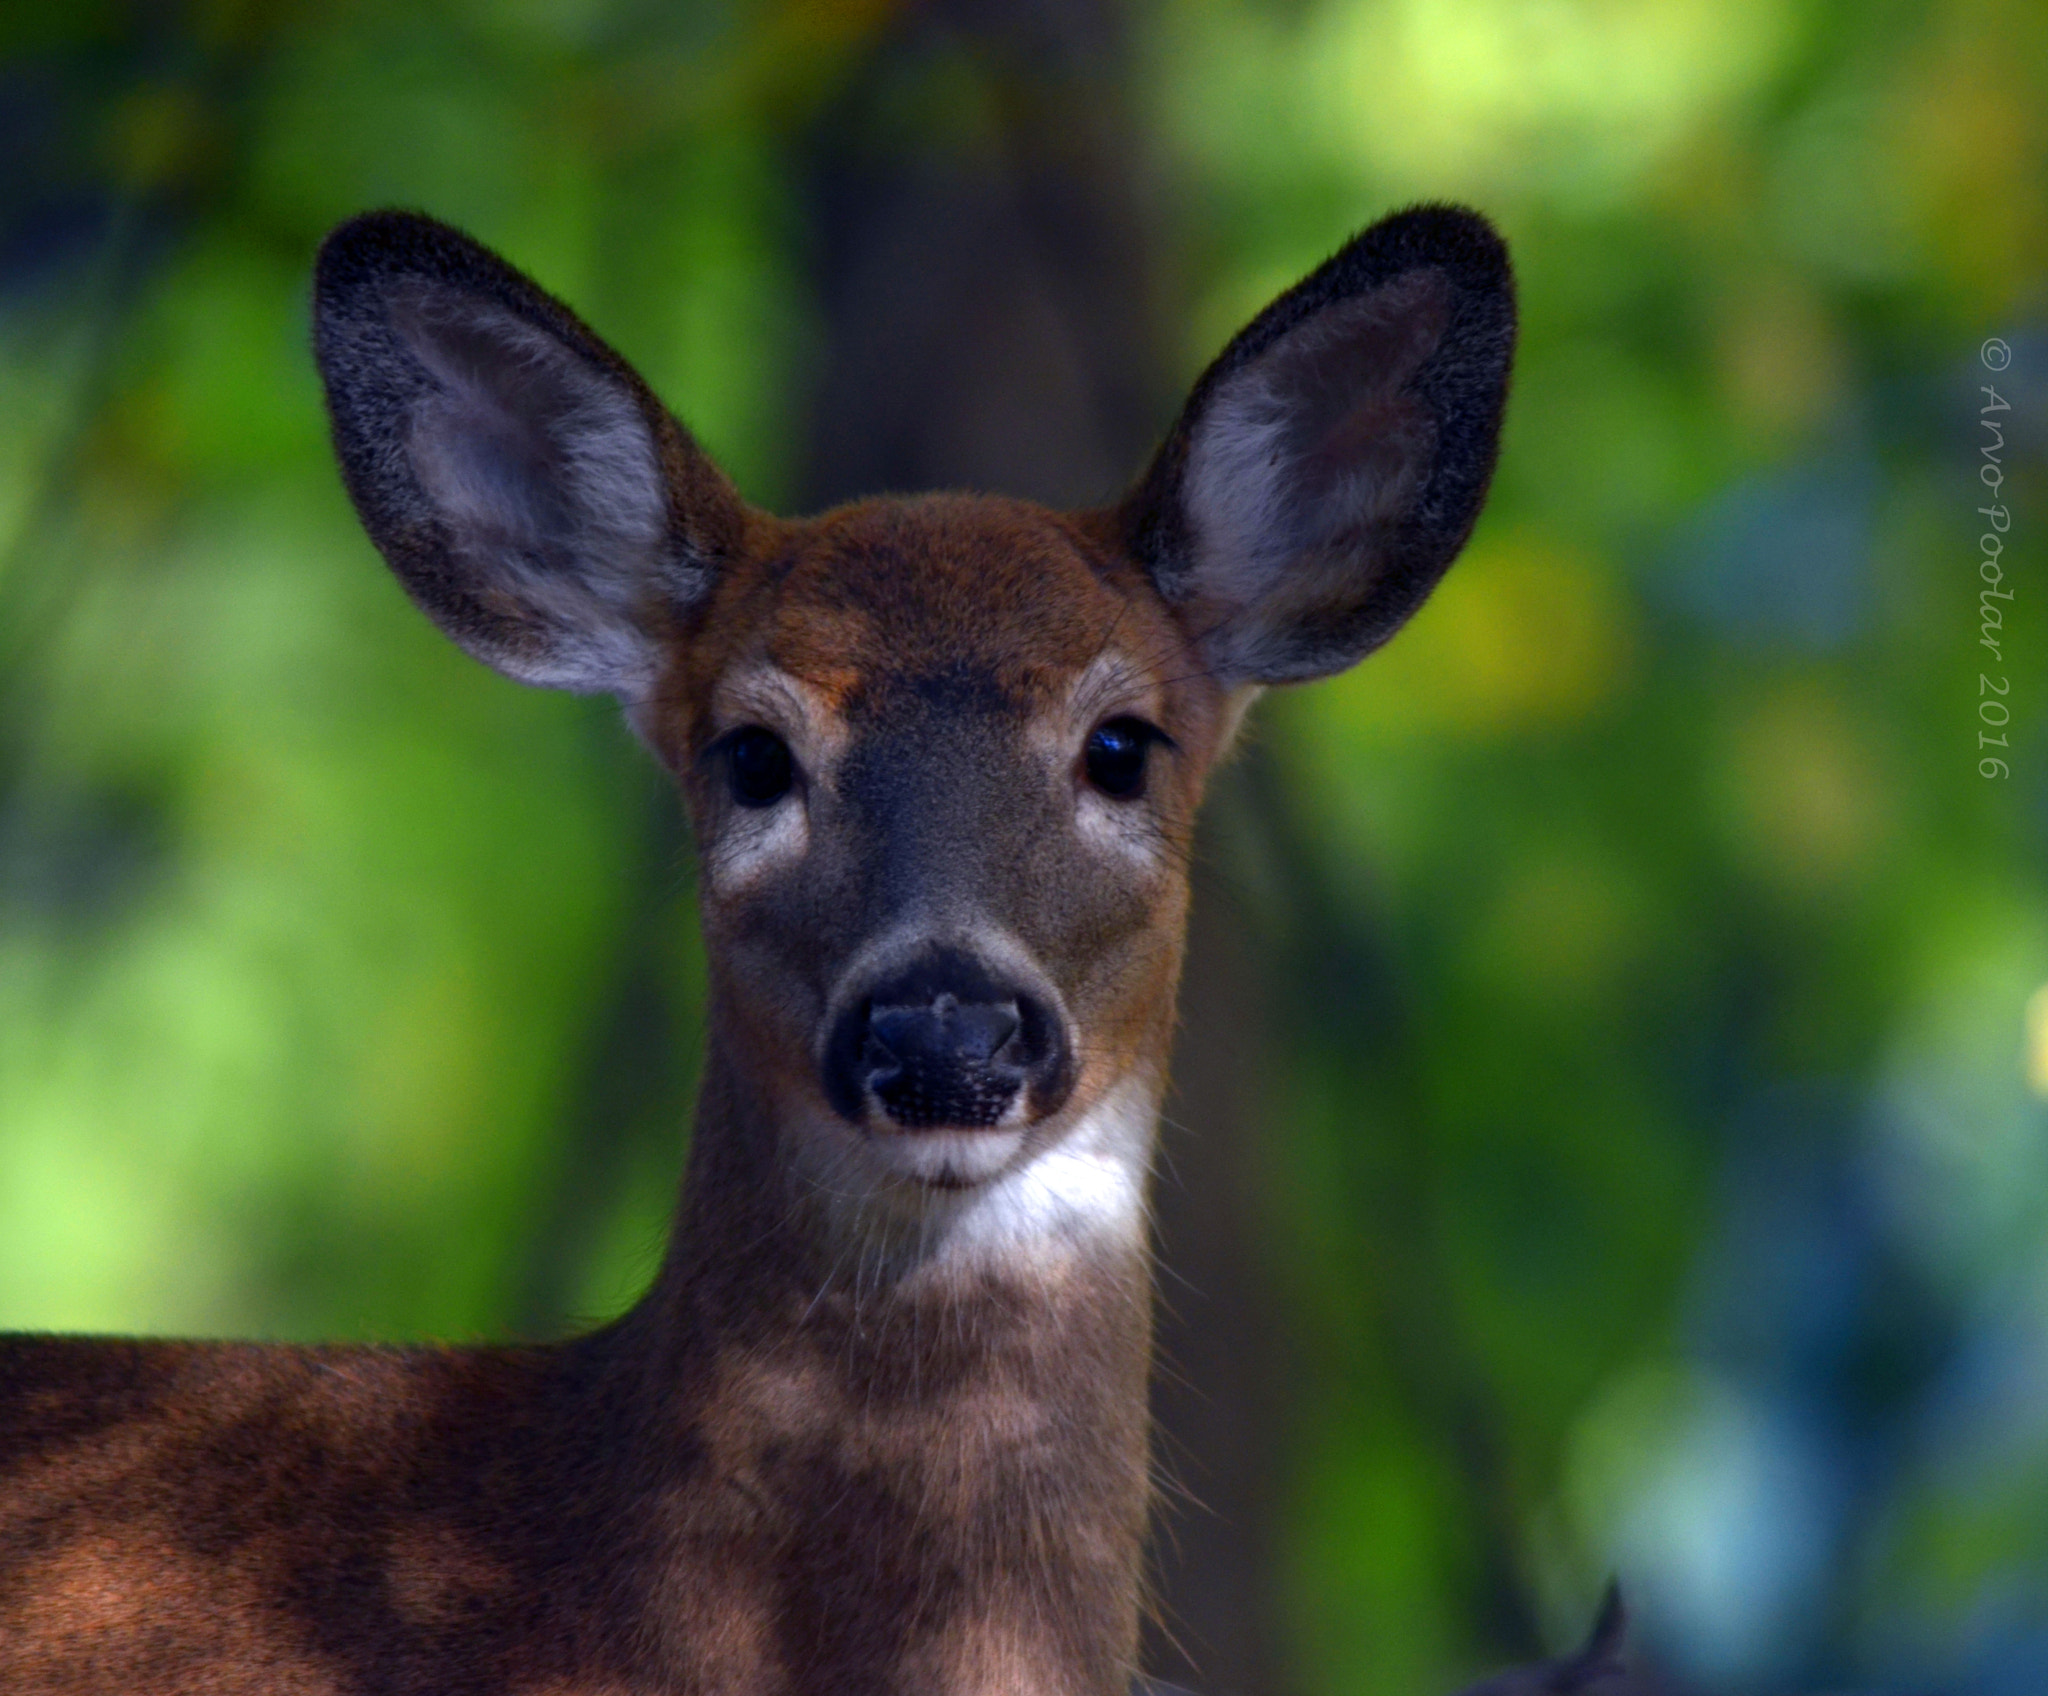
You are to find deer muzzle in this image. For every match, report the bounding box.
[822,944,1072,1142]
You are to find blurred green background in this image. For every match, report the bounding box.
[1,1,2043,1692]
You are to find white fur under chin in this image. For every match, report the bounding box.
[798,1076,1157,1278]
[938,1078,1154,1265]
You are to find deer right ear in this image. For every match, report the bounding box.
[1122,205,1515,685]
[314,211,745,697]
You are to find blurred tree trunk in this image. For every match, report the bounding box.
[1150,775,1293,1696]
[797,0,1157,511]
[794,5,1292,1691]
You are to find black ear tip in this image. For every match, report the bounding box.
[313,210,502,309]
[317,209,439,278]
[1339,201,1515,296]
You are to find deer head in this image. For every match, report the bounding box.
[314,206,1512,1284]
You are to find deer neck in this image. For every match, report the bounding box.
[599,1020,1160,1691]
[638,1012,1161,1410]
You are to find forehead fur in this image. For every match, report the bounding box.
[682,495,1196,726]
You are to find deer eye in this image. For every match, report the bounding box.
[1083,717,1163,800]
[725,727,795,807]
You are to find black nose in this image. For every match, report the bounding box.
[823,947,1070,1130]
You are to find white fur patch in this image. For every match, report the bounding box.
[939,1076,1154,1265]
[702,796,809,894]
[788,1074,1158,1281]
[695,665,849,895]
[1063,651,1163,732]
[1073,788,1162,866]
[710,665,851,770]
[1054,652,1175,869]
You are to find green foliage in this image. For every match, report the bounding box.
[1149,0,2048,1688]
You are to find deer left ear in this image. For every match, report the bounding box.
[1122,205,1515,684]
[314,211,746,700]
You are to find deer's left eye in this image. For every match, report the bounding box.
[725,727,795,807]
[1083,717,1164,800]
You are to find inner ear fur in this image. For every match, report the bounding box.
[314,211,746,696]
[1121,204,1515,684]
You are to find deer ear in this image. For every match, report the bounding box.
[1123,205,1515,684]
[314,211,745,697]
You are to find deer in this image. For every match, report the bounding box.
[0,202,1521,1696]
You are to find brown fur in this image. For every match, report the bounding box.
[0,1067,1154,1693]
[1,206,1513,1693]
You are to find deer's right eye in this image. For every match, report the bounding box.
[1083,717,1163,800]
[725,727,795,807]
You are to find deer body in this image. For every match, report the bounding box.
[0,207,1513,1694]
